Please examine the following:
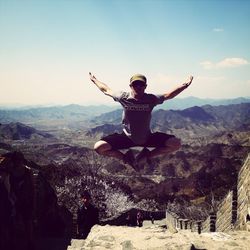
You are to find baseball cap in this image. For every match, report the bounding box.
[130,74,147,85]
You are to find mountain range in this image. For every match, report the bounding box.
[0,104,117,125]
[0,97,249,125]
[158,96,250,110]
[0,100,249,220]
[86,103,250,143]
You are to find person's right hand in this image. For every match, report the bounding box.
[89,72,97,84]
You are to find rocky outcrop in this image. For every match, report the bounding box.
[0,151,72,250]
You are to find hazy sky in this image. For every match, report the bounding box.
[0,0,250,106]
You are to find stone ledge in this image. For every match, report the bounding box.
[67,225,250,250]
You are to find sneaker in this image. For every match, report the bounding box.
[136,147,151,165]
[123,149,136,166]
[123,150,142,171]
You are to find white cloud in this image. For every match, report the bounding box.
[213,28,224,32]
[200,58,249,69]
[217,58,249,68]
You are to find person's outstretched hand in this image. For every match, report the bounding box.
[183,75,193,88]
[89,72,97,84]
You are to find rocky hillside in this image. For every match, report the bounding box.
[0,122,53,140]
[0,151,72,249]
[110,144,249,207]
[85,123,122,137]
[0,102,249,222]
[2,132,247,220]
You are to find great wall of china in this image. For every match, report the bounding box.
[166,154,250,233]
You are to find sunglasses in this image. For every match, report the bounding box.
[130,81,146,88]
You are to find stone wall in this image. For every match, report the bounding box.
[201,214,211,232]
[215,191,235,232]
[103,208,165,226]
[165,211,196,233]
[168,154,249,233]
[235,154,250,230]
[200,154,249,232]
[165,211,178,233]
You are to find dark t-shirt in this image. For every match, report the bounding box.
[112,91,164,144]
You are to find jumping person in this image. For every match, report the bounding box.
[89,72,193,169]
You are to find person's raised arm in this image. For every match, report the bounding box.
[163,76,193,101]
[89,72,113,97]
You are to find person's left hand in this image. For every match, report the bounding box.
[183,75,193,88]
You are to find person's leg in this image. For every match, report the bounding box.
[137,132,181,161]
[94,140,124,161]
[148,137,181,159]
[93,133,136,164]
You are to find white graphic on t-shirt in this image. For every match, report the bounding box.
[123,103,151,111]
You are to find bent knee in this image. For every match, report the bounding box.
[165,137,181,150]
[94,140,112,155]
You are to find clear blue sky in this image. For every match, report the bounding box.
[0,0,249,105]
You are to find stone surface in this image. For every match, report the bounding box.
[68,224,250,250]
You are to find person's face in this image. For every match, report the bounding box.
[82,196,90,205]
[130,81,147,97]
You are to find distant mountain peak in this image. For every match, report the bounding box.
[178,106,214,121]
[0,122,53,140]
